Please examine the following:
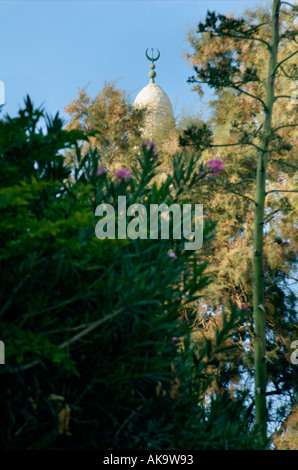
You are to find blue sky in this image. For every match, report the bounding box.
[1,0,264,125]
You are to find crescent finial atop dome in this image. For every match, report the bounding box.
[145,48,160,83]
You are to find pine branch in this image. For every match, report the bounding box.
[266,189,298,195]
[279,64,296,79]
[233,85,267,108]
[263,207,282,223]
[210,31,271,48]
[274,95,292,100]
[245,22,270,33]
[216,183,256,204]
[272,123,298,132]
[280,1,298,9]
[273,49,298,73]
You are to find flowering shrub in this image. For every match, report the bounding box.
[142,141,157,160]
[0,98,261,450]
[167,249,178,259]
[90,166,107,176]
[114,168,132,180]
[206,158,224,177]
[96,166,107,175]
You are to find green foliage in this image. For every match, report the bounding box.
[184,1,297,443]
[179,122,213,150]
[0,98,263,449]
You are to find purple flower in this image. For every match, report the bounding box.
[167,249,178,260]
[96,166,107,175]
[114,168,132,180]
[142,141,157,160]
[172,337,180,342]
[240,304,249,311]
[207,158,224,176]
[91,166,107,176]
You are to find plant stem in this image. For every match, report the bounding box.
[252,0,280,445]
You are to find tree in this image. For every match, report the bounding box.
[0,97,263,449]
[184,0,297,444]
[65,82,145,169]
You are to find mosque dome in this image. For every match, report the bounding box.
[133,49,175,140]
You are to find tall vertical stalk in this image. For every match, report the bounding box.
[253,0,280,445]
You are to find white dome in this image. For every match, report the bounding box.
[133,83,175,139]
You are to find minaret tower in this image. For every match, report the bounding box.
[133,49,175,140]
